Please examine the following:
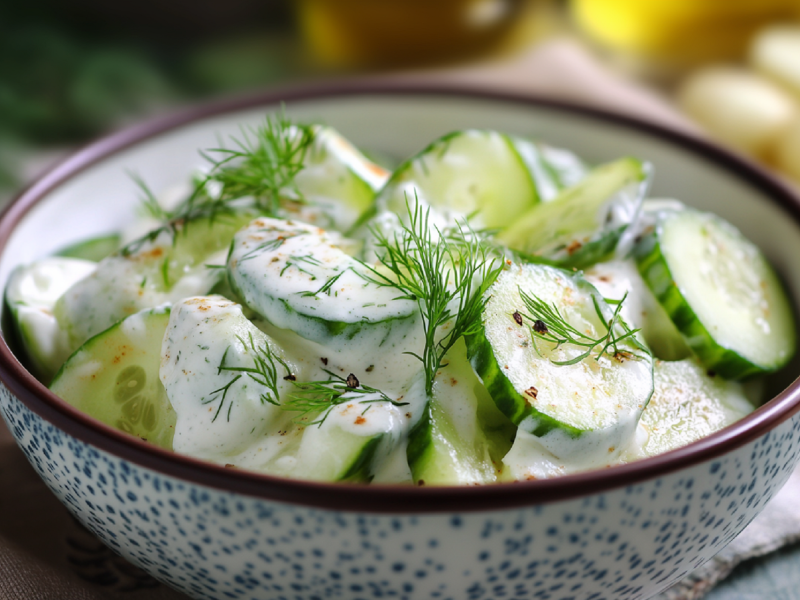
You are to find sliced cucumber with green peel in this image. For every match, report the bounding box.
[227,217,418,344]
[50,306,176,449]
[55,213,254,351]
[257,400,395,483]
[629,358,755,459]
[368,130,540,230]
[162,295,396,482]
[55,233,121,262]
[635,208,796,379]
[497,157,650,269]
[286,125,389,233]
[406,339,515,486]
[279,421,386,483]
[510,137,589,203]
[5,258,96,383]
[467,263,654,464]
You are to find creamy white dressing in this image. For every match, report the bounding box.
[228,218,417,344]
[6,258,97,381]
[584,259,691,361]
[161,296,301,459]
[160,294,428,479]
[55,228,224,352]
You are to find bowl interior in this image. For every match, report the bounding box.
[3,89,800,422]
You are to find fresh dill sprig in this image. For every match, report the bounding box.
[280,254,322,279]
[361,199,503,395]
[518,288,646,366]
[130,172,171,221]
[299,268,348,297]
[203,332,288,422]
[283,370,408,426]
[239,230,301,262]
[201,375,241,423]
[197,115,314,214]
[441,224,555,267]
[122,111,315,256]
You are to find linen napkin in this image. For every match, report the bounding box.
[1,37,799,600]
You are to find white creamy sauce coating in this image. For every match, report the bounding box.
[584,259,691,361]
[161,296,301,460]
[6,258,97,379]
[250,315,428,477]
[55,229,222,351]
[160,288,428,477]
[228,218,417,344]
[502,430,568,480]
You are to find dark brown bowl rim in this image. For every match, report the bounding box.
[1,80,799,514]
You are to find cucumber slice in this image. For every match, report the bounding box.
[227,217,418,344]
[467,263,654,465]
[276,425,386,483]
[255,395,399,483]
[497,157,650,269]
[50,306,176,449]
[635,208,796,378]
[370,130,540,230]
[160,296,300,460]
[55,213,253,351]
[162,296,398,483]
[55,234,121,262]
[287,126,389,233]
[627,358,755,459]
[510,138,589,203]
[406,339,515,486]
[584,259,692,361]
[5,258,96,382]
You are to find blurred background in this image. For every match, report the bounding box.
[3,0,800,203]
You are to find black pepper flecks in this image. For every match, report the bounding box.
[346,373,359,388]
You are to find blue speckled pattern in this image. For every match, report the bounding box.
[3,384,799,600]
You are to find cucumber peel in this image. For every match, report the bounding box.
[50,306,176,449]
[498,157,650,268]
[636,208,796,379]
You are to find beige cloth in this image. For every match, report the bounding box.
[1,38,797,600]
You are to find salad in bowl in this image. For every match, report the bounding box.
[6,113,795,486]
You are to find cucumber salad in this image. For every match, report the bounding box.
[5,114,796,485]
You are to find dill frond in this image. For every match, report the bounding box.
[283,370,408,426]
[122,111,314,256]
[203,332,288,422]
[518,289,646,366]
[361,198,503,395]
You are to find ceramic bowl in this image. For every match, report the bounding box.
[2,84,800,600]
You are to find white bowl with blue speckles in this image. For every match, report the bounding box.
[2,84,800,600]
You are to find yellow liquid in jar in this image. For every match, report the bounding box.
[572,0,800,63]
[296,0,522,68]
